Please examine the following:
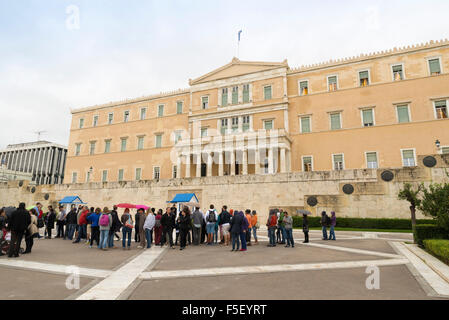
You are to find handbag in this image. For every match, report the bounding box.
[125,216,134,229]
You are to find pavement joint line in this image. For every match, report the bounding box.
[139,258,409,280]
[76,246,167,300]
[301,242,403,259]
[0,259,111,279]
[390,242,449,296]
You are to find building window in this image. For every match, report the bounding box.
[72,172,78,183]
[232,86,238,104]
[79,118,84,129]
[300,116,311,133]
[93,115,99,127]
[264,120,273,130]
[429,58,442,76]
[124,111,130,123]
[402,149,416,167]
[102,170,108,182]
[359,70,370,87]
[242,116,250,132]
[327,76,338,91]
[137,136,145,150]
[303,156,313,172]
[172,165,178,179]
[86,171,91,183]
[108,113,114,125]
[158,105,164,117]
[330,113,342,130]
[264,85,272,100]
[392,64,404,81]
[118,169,124,182]
[75,143,81,156]
[140,108,147,120]
[442,147,449,154]
[155,135,162,148]
[434,100,448,119]
[232,117,239,132]
[104,140,111,153]
[135,168,142,181]
[177,101,183,114]
[366,152,378,169]
[299,81,309,96]
[202,96,209,109]
[397,105,410,123]
[362,109,375,127]
[333,154,344,171]
[201,128,208,137]
[222,88,228,106]
[221,119,228,135]
[89,142,96,155]
[153,167,160,180]
[243,84,250,103]
[174,131,182,144]
[121,138,127,152]
[264,159,269,174]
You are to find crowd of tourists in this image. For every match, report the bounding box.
[0,202,337,258]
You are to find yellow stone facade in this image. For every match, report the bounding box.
[65,40,449,184]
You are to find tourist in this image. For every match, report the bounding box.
[87,208,101,248]
[73,206,89,243]
[178,207,191,250]
[267,209,278,247]
[120,208,133,250]
[0,209,6,256]
[65,205,78,241]
[214,210,220,244]
[245,209,252,246]
[283,211,294,248]
[137,208,147,249]
[143,209,155,249]
[205,205,217,245]
[45,206,56,239]
[251,210,258,245]
[109,205,122,247]
[230,209,243,251]
[277,209,286,245]
[7,203,31,258]
[192,206,203,245]
[240,211,249,252]
[321,211,329,240]
[303,214,309,243]
[160,207,174,249]
[219,205,231,246]
[55,205,66,238]
[329,211,337,241]
[86,207,95,244]
[23,208,39,254]
[154,209,163,245]
[134,209,141,243]
[99,207,112,251]
[35,203,44,239]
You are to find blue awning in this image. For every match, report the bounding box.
[59,196,87,205]
[167,193,199,203]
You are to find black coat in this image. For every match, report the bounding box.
[161,213,175,229]
[110,210,122,232]
[66,210,78,225]
[230,213,243,234]
[46,211,56,229]
[9,208,31,232]
[179,214,191,230]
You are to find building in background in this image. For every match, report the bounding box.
[0,141,67,185]
[65,39,449,183]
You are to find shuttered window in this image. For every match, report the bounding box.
[158,105,164,117]
[435,100,448,119]
[359,71,369,86]
[135,168,142,181]
[328,76,337,91]
[303,156,312,172]
[429,59,441,75]
[397,105,410,123]
[102,170,108,182]
[366,152,378,169]
[333,154,344,170]
[301,117,311,133]
[155,135,162,148]
[362,109,374,126]
[264,86,272,100]
[392,65,403,80]
[140,108,147,120]
[221,88,228,106]
[243,84,250,103]
[402,150,416,167]
[264,120,273,130]
[177,102,183,114]
[89,142,96,155]
[137,137,144,150]
[232,86,238,104]
[104,140,111,153]
[300,81,308,95]
[330,113,341,130]
[202,96,209,109]
[118,169,124,182]
[121,138,127,152]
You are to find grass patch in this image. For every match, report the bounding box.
[423,239,449,265]
[295,227,412,233]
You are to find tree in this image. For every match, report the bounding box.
[418,183,449,232]
[398,183,423,238]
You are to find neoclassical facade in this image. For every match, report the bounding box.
[65,39,449,184]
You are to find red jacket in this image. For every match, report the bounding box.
[38,209,43,219]
[267,214,277,227]
[79,210,89,225]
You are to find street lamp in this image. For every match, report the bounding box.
[88,166,93,182]
[435,139,441,151]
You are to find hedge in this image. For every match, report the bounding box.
[414,225,448,247]
[292,216,436,230]
[423,240,449,265]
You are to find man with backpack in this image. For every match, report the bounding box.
[205,205,217,245]
[218,206,231,246]
[321,211,330,240]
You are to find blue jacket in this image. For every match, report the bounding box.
[87,213,100,227]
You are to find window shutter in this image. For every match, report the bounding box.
[392,65,402,72]
[333,154,343,162]
[366,152,377,163]
[442,147,449,154]
[177,102,182,114]
[264,86,272,100]
[435,100,447,108]
[403,150,414,159]
[397,106,410,123]
[363,109,374,124]
[328,76,337,84]
[429,59,441,74]
[303,157,312,164]
[359,71,369,79]
[301,117,310,133]
[300,81,308,89]
[330,113,341,130]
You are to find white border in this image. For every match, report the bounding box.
[157,104,165,117]
[400,148,417,167]
[364,151,379,169]
[155,134,162,148]
[440,145,449,155]
[102,170,108,183]
[118,168,125,182]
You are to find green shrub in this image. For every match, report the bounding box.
[414,225,448,247]
[423,240,449,265]
[291,216,435,230]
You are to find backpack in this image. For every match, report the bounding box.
[207,210,216,223]
[99,214,109,227]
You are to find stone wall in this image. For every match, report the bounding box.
[1,154,448,222]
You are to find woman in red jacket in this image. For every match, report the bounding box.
[154,209,163,245]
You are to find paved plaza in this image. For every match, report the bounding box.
[1,229,449,300]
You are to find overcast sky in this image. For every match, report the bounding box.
[1,0,449,149]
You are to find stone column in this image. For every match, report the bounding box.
[219,152,224,176]
[268,147,274,174]
[255,149,260,175]
[196,153,201,178]
[230,150,236,176]
[177,155,182,178]
[242,149,248,175]
[280,148,286,173]
[185,154,191,178]
[207,153,213,177]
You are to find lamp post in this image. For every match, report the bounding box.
[435,139,441,153]
[88,166,93,182]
